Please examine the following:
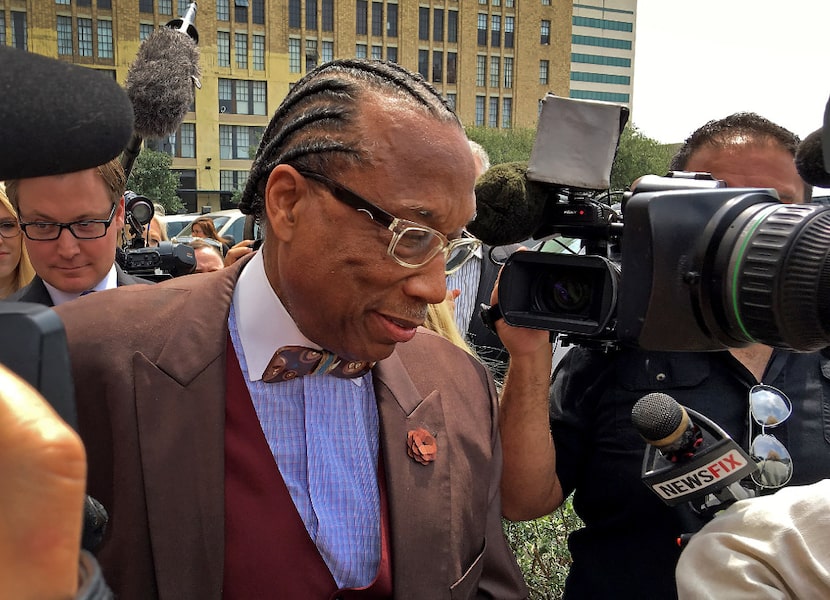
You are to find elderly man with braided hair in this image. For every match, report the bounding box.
[54,59,533,599]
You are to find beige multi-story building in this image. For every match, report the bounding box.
[1,0,590,210]
[570,0,636,111]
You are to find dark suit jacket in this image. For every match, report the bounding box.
[6,264,149,306]
[55,257,528,600]
[466,246,509,380]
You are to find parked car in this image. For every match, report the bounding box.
[173,209,259,246]
[158,213,199,239]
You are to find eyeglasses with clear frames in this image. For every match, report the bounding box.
[297,170,481,275]
[748,384,793,489]
[0,220,21,239]
[19,203,118,241]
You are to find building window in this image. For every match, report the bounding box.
[0,13,5,46]
[220,170,248,192]
[288,38,301,72]
[539,59,549,84]
[234,0,247,24]
[505,0,513,6]
[217,0,231,20]
[445,93,456,111]
[56,0,71,4]
[432,50,443,83]
[505,16,514,48]
[447,10,458,43]
[78,18,93,57]
[322,40,333,63]
[542,0,551,4]
[475,96,485,126]
[572,35,633,50]
[447,52,457,84]
[159,0,172,15]
[492,0,500,5]
[372,45,382,60]
[219,125,263,159]
[489,56,499,88]
[570,90,631,103]
[386,3,398,37]
[418,49,429,80]
[140,23,154,41]
[322,0,334,31]
[177,1,189,17]
[355,43,367,59]
[11,12,27,50]
[57,16,73,55]
[491,15,501,47]
[573,16,634,33]
[252,0,265,24]
[489,97,498,128]
[386,46,397,62]
[235,33,248,68]
[252,34,264,70]
[356,0,368,35]
[218,32,231,67]
[433,9,443,42]
[235,81,249,114]
[503,57,513,88]
[306,0,317,30]
[418,7,429,41]
[98,0,112,8]
[572,53,632,68]
[476,55,486,86]
[306,39,318,71]
[571,72,631,85]
[219,79,268,115]
[140,0,153,12]
[252,81,266,114]
[502,97,512,128]
[288,0,301,28]
[372,2,383,36]
[153,122,196,158]
[97,20,113,59]
[541,20,550,45]
[477,13,487,46]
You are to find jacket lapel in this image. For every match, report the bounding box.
[373,352,453,594]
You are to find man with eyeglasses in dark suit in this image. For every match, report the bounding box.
[4,156,148,306]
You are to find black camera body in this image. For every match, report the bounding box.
[495,95,830,353]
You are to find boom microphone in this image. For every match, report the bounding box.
[795,128,830,188]
[467,161,549,245]
[121,1,201,177]
[632,393,756,508]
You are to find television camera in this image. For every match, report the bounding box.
[117,191,195,281]
[473,93,830,353]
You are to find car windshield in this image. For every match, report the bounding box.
[177,215,230,238]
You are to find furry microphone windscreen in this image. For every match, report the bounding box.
[796,128,830,188]
[467,161,548,246]
[0,46,134,180]
[125,27,200,139]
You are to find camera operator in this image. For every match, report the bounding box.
[498,112,830,599]
[5,157,151,307]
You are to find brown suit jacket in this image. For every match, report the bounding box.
[55,257,527,600]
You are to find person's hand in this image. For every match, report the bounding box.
[445,288,461,315]
[489,252,551,360]
[0,364,86,599]
[224,239,257,267]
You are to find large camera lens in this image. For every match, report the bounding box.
[533,271,593,315]
[709,202,830,350]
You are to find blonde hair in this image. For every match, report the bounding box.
[424,300,476,356]
[0,182,35,297]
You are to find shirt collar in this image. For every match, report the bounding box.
[45,263,117,306]
[233,250,321,382]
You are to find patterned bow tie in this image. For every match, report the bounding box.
[262,345,373,383]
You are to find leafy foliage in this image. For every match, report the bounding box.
[125,148,184,214]
[503,496,583,599]
[466,126,537,165]
[610,125,677,192]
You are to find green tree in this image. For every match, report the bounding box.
[125,148,184,214]
[466,126,537,165]
[610,125,676,192]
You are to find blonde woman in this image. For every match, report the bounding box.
[0,183,34,298]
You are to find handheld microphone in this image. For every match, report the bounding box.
[122,1,201,177]
[632,393,756,508]
[467,161,549,246]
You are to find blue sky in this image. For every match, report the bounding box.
[631,0,830,144]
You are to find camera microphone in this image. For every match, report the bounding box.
[632,392,756,508]
[467,161,549,246]
[796,128,830,188]
[122,2,201,177]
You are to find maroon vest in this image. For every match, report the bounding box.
[223,341,393,599]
